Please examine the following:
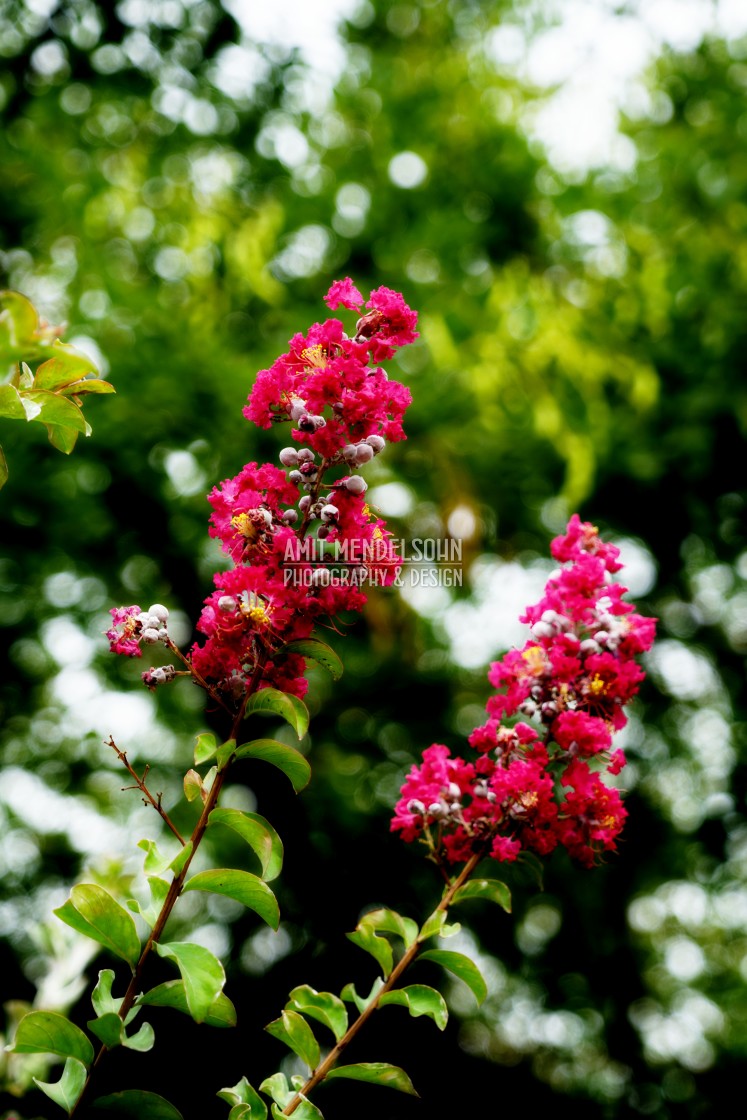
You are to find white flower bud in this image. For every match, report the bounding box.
[141,627,161,644]
[297,448,315,463]
[354,443,374,464]
[321,504,339,523]
[218,596,237,612]
[148,604,169,623]
[279,447,299,467]
[344,475,368,495]
[366,434,386,454]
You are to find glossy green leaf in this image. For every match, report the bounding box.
[54,883,141,965]
[283,638,343,680]
[182,868,279,929]
[33,345,97,389]
[137,838,169,875]
[340,976,384,1014]
[61,377,115,397]
[417,950,488,1005]
[261,1075,324,1120]
[194,732,218,765]
[92,1090,185,1118]
[128,876,170,928]
[0,384,26,419]
[427,911,459,940]
[326,1063,419,1096]
[183,768,203,802]
[269,1101,323,1120]
[122,1022,155,1052]
[138,979,236,1028]
[91,971,139,1028]
[34,1056,87,1114]
[228,1107,253,1120]
[87,1011,124,1049]
[208,807,284,881]
[233,738,310,793]
[286,986,348,1042]
[46,422,79,453]
[360,907,418,948]
[168,840,193,877]
[243,688,309,740]
[155,941,225,1024]
[379,985,448,1030]
[22,389,89,432]
[451,878,512,913]
[217,1077,268,1119]
[0,290,38,359]
[9,1010,94,1065]
[346,911,412,978]
[266,1009,320,1070]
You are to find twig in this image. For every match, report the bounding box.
[107,736,185,844]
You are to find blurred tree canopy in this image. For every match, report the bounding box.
[1,1,745,1118]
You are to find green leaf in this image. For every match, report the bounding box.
[360,907,418,948]
[266,1009,320,1071]
[269,1101,323,1120]
[137,838,169,876]
[22,390,89,432]
[326,1063,419,1096]
[34,1056,87,1114]
[283,638,343,680]
[168,840,193,877]
[87,1012,123,1049]
[417,950,488,1005]
[183,768,203,802]
[217,1077,268,1118]
[155,942,225,1024]
[451,878,512,913]
[128,876,170,927]
[0,443,7,489]
[46,422,79,453]
[0,290,38,360]
[208,807,283,881]
[9,1010,94,1065]
[33,344,97,389]
[418,909,460,941]
[194,732,218,765]
[340,977,384,1014]
[92,1090,185,1118]
[54,883,141,965]
[60,377,115,397]
[138,979,236,1028]
[182,868,279,929]
[233,738,311,793]
[122,1022,155,1052]
[91,970,120,1018]
[379,985,448,1030]
[243,688,309,740]
[346,908,417,978]
[261,1076,324,1120]
[0,384,26,419]
[285,986,348,1043]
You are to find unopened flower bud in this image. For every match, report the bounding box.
[299,495,312,512]
[289,400,307,422]
[366,434,386,454]
[344,475,368,495]
[279,447,299,467]
[282,509,298,524]
[407,799,426,815]
[148,604,169,623]
[321,504,339,523]
[354,443,374,464]
[342,444,358,462]
[289,470,303,485]
[141,627,161,644]
[297,448,316,464]
[316,525,330,539]
[447,782,461,799]
[218,595,237,611]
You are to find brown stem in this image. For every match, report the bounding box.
[281,850,484,1116]
[71,651,270,1116]
[107,736,185,845]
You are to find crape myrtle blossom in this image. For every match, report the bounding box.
[107,281,418,703]
[392,517,656,868]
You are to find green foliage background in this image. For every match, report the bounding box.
[1,1,745,1116]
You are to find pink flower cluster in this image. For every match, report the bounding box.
[107,281,418,705]
[391,516,656,868]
